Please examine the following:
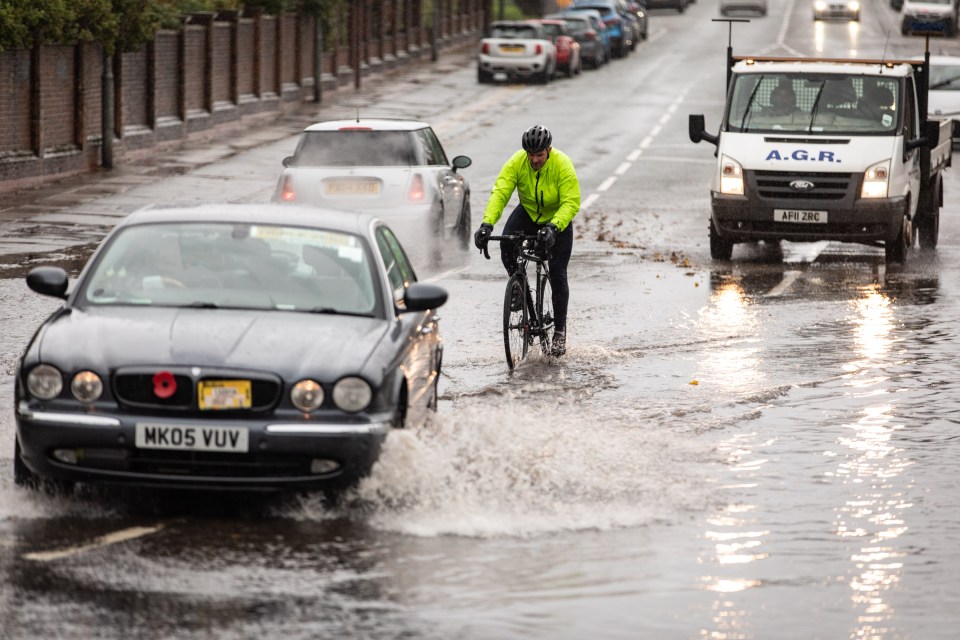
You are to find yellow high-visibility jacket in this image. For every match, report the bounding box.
[482,148,581,232]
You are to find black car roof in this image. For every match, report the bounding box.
[119,203,377,236]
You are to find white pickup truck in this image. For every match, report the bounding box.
[478,20,557,84]
[689,54,951,264]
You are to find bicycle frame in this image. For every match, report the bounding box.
[487,232,554,369]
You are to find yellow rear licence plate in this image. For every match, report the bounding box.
[500,44,525,53]
[324,180,380,195]
[198,380,252,410]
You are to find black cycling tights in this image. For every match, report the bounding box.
[499,203,572,334]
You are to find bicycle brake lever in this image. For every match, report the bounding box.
[482,243,490,260]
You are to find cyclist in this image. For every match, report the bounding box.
[474,124,581,357]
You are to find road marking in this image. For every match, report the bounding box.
[615,162,631,175]
[22,525,164,562]
[633,155,716,165]
[582,193,600,210]
[640,136,654,149]
[597,176,617,192]
[627,149,642,161]
[426,265,469,282]
[650,124,662,137]
[658,112,672,125]
[765,271,801,297]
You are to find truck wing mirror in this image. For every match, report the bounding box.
[924,120,942,147]
[689,114,718,146]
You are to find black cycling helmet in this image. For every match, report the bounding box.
[521,125,552,153]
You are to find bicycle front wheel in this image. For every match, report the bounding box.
[535,268,554,355]
[503,274,529,370]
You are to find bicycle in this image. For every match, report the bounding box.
[483,232,554,370]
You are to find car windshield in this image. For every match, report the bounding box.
[491,24,538,38]
[82,222,379,316]
[929,63,960,90]
[727,73,900,135]
[294,130,419,166]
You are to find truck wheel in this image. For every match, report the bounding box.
[918,175,941,249]
[884,215,911,265]
[709,220,734,260]
[918,208,940,249]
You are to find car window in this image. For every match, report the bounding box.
[929,63,960,90]
[415,128,449,166]
[564,19,590,35]
[540,23,562,37]
[294,130,420,166]
[374,226,417,301]
[491,25,539,39]
[82,222,379,316]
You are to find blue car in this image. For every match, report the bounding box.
[569,0,633,58]
[563,9,613,63]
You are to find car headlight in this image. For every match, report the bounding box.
[332,377,372,413]
[861,159,890,198]
[27,364,63,400]
[848,0,860,10]
[815,0,827,9]
[71,371,103,403]
[720,155,745,195]
[291,379,324,413]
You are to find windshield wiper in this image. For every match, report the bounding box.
[738,75,765,131]
[930,72,960,90]
[806,80,827,133]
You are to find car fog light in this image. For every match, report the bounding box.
[332,377,372,413]
[27,364,63,400]
[71,371,103,403]
[53,449,79,465]
[310,458,341,474]
[291,380,324,413]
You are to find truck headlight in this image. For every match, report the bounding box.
[848,1,860,10]
[861,159,890,198]
[815,0,827,10]
[720,155,744,195]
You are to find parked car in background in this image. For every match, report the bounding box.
[563,9,613,64]
[478,20,558,84]
[920,55,960,143]
[536,19,583,77]
[646,0,687,14]
[13,204,448,495]
[546,12,607,68]
[813,0,860,21]
[273,119,473,254]
[626,1,649,40]
[720,0,768,16]
[570,0,634,57]
[900,0,957,35]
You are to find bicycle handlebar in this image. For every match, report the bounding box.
[483,233,549,262]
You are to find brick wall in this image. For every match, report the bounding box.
[0,2,488,191]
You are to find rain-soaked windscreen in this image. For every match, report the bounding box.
[726,73,901,134]
[81,222,379,316]
[294,130,420,166]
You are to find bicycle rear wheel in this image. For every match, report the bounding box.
[503,274,529,370]
[535,267,554,355]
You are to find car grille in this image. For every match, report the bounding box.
[113,368,282,414]
[750,170,854,200]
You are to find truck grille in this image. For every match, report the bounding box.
[751,170,854,200]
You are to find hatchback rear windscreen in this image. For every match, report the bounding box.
[295,130,420,166]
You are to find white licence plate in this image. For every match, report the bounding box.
[775,209,828,223]
[494,72,508,81]
[135,423,249,453]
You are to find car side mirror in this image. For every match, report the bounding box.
[401,283,448,312]
[452,155,472,172]
[27,266,69,299]
[282,156,296,168]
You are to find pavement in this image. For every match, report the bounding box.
[0,42,479,270]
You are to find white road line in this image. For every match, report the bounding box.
[777,0,797,44]
[582,193,600,210]
[765,271,801,297]
[658,112,672,126]
[640,136,653,149]
[650,124,662,137]
[23,525,164,562]
[627,149,642,161]
[425,265,469,282]
[597,176,617,192]
[615,162,631,175]
[667,103,679,114]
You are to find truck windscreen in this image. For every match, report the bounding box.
[726,73,900,135]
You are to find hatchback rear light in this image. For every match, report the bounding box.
[409,174,425,201]
[585,31,596,40]
[482,42,490,54]
[280,175,295,202]
[535,43,543,54]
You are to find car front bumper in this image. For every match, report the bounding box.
[16,402,392,491]
[711,192,907,244]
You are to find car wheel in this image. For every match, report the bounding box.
[456,199,471,250]
[709,220,734,261]
[14,438,74,495]
[901,21,910,35]
[393,385,408,429]
[478,68,492,84]
[884,214,911,265]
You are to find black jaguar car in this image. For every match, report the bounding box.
[13,204,447,494]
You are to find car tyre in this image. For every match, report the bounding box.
[478,68,492,84]
[14,438,74,495]
[455,199,472,250]
[884,214,911,265]
[709,220,734,261]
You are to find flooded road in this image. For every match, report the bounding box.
[3,1,960,638]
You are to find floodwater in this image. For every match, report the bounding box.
[2,234,959,638]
